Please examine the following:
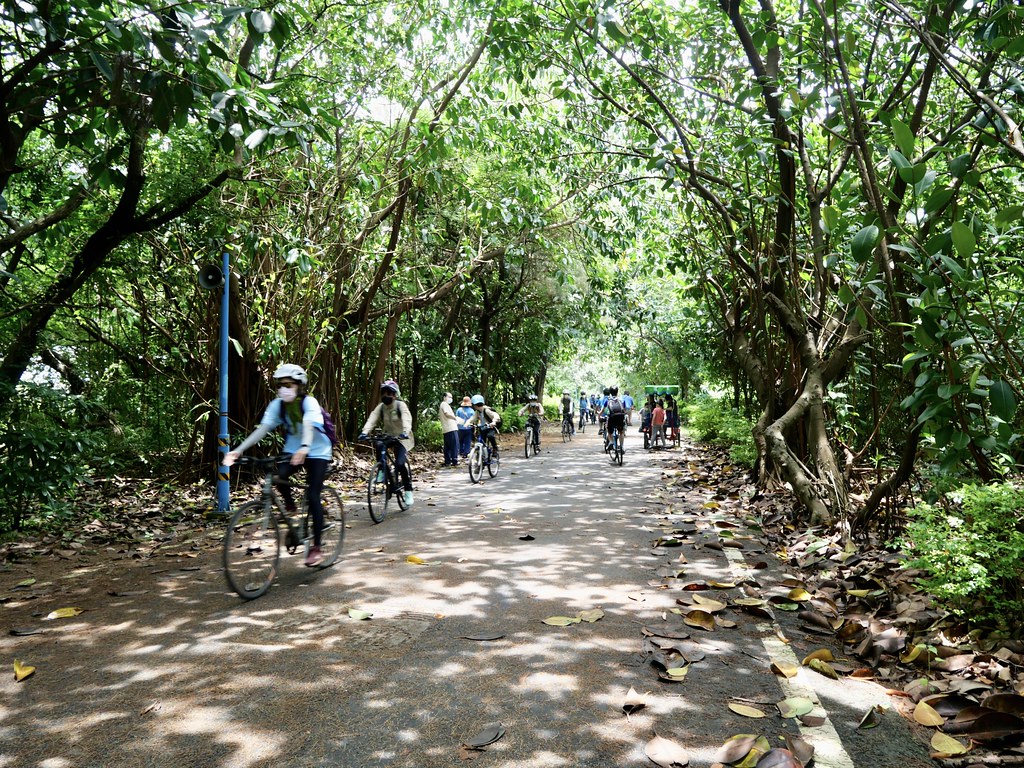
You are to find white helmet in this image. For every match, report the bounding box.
[273,363,308,384]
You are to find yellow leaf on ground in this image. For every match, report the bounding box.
[771,661,800,678]
[576,609,605,623]
[808,658,840,679]
[405,555,428,565]
[729,702,767,718]
[787,588,812,602]
[913,700,945,727]
[542,616,581,626]
[801,648,834,665]
[692,595,727,612]
[13,659,35,682]
[930,732,968,755]
[683,609,716,631]
[44,607,83,620]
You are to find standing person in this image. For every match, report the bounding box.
[518,393,544,451]
[223,364,333,567]
[456,396,475,460]
[664,394,678,444]
[651,399,667,446]
[439,391,459,467]
[622,390,635,426]
[358,380,415,506]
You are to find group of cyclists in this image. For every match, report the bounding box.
[223,364,663,568]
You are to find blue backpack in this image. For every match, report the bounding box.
[280,396,339,447]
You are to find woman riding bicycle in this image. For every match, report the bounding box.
[358,379,415,507]
[223,364,332,567]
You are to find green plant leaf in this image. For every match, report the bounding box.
[989,380,1017,421]
[951,221,976,258]
[851,225,879,263]
[891,117,915,158]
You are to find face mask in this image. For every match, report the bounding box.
[445,396,452,404]
[382,395,395,405]
[278,386,298,403]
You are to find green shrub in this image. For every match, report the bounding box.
[902,482,1024,625]
[0,383,111,533]
[682,394,755,466]
[414,418,443,449]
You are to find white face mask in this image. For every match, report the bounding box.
[278,386,298,403]
[445,395,453,404]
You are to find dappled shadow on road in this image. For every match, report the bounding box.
[0,428,930,767]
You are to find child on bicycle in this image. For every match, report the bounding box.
[358,379,415,507]
[223,363,332,567]
[466,394,501,456]
[517,393,544,451]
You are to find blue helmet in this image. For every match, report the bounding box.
[471,394,485,406]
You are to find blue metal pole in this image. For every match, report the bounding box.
[216,250,231,514]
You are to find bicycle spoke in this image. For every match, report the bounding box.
[223,500,281,599]
[317,487,345,567]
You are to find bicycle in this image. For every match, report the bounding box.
[561,414,573,442]
[469,426,501,483]
[609,427,624,465]
[523,419,540,458]
[223,455,344,600]
[365,433,412,524]
[578,410,587,433]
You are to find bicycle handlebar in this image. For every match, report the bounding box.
[237,454,293,471]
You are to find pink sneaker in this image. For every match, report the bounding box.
[304,546,324,567]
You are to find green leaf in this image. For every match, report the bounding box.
[851,225,879,263]
[994,205,1023,228]
[891,118,915,158]
[989,380,1017,422]
[898,163,928,184]
[90,52,115,82]
[949,154,972,179]
[951,221,976,258]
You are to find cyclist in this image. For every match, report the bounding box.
[589,393,599,423]
[559,389,575,434]
[578,390,589,430]
[466,394,501,456]
[604,386,627,454]
[518,392,544,451]
[358,379,415,507]
[597,387,610,437]
[223,364,332,567]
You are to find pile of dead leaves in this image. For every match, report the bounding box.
[654,441,1024,763]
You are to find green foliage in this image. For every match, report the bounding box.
[413,415,443,450]
[683,394,756,466]
[0,383,111,533]
[902,483,1024,625]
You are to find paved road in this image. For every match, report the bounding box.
[1,427,933,767]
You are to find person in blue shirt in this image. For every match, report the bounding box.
[456,396,475,460]
[622,390,635,425]
[578,390,590,430]
[224,363,333,567]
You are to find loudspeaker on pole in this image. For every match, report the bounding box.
[197,264,225,290]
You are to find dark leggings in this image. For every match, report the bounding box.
[276,458,329,546]
[376,441,413,491]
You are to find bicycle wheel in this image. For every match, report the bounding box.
[367,467,388,523]
[615,434,624,466]
[562,421,570,442]
[395,462,410,511]
[468,444,483,483]
[524,427,532,458]
[315,487,345,567]
[487,447,500,477]
[224,500,281,600]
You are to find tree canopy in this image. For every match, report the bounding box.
[2,0,1022,533]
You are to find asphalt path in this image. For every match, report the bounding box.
[1,425,935,767]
